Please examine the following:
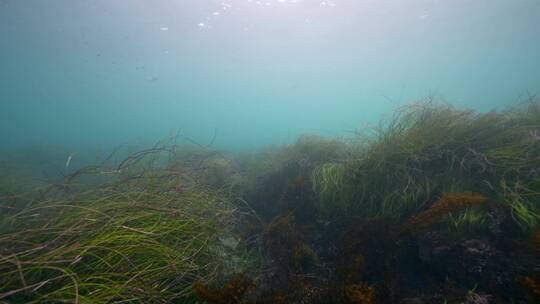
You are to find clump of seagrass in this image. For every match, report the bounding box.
[446,208,489,238]
[311,163,348,217]
[308,99,540,228]
[0,143,246,303]
[404,192,487,233]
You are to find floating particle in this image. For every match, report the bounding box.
[145,75,159,82]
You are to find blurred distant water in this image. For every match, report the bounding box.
[1,0,539,152]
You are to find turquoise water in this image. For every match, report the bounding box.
[1,0,539,151]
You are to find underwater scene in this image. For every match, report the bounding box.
[1,1,540,303]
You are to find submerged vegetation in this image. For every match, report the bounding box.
[0,145,257,303]
[2,98,540,303]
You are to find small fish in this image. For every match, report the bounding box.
[65,153,77,168]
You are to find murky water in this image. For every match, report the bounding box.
[1,1,540,303]
[1,0,539,151]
